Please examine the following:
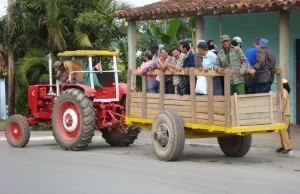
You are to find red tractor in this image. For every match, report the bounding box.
[5,50,140,150]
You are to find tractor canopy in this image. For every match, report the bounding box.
[57,50,118,57]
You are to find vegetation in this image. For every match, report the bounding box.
[0,1,195,130]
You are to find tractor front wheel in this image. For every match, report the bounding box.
[217,135,252,157]
[5,114,30,148]
[102,126,140,147]
[52,88,96,150]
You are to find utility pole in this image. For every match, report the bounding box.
[7,0,15,116]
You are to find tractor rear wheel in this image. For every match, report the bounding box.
[102,126,140,147]
[5,114,30,148]
[52,88,96,150]
[217,135,252,157]
[152,110,185,161]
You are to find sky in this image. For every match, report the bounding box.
[0,0,160,17]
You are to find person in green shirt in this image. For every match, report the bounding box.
[213,35,250,95]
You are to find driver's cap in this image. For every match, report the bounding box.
[53,61,63,70]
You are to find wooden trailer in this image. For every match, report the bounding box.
[125,68,285,161]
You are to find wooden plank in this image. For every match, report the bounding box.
[207,76,214,124]
[224,70,231,127]
[130,108,159,115]
[159,70,165,111]
[232,112,280,120]
[236,93,275,98]
[197,113,225,122]
[164,100,191,106]
[131,103,160,109]
[196,102,225,108]
[237,98,277,108]
[269,91,274,124]
[278,92,283,123]
[239,118,279,126]
[194,69,224,76]
[231,97,236,127]
[277,68,284,123]
[164,105,193,112]
[131,98,159,104]
[234,93,240,127]
[131,69,224,76]
[126,69,132,117]
[190,69,197,123]
[132,93,225,102]
[238,106,278,114]
[142,75,147,118]
[197,107,225,115]
[196,96,225,102]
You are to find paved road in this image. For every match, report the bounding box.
[0,134,299,194]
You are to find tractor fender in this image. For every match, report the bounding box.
[61,84,96,98]
[118,83,135,101]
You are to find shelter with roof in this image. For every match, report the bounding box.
[113,0,300,124]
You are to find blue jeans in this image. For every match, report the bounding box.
[252,83,271,94]
[147,80,159,93]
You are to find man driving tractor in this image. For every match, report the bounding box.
[54,60,85,84]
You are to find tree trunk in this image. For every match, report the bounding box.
[8,0,15,116]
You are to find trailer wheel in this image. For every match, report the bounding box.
[52,88,96,151]
[217,135,252,157]
[5,114,30,148]
[152,110,185,161]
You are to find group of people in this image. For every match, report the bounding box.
[139,35,277,96]
[138,35,292,154]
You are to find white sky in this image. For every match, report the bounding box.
[0,0,160,17]
[129,0,160,7]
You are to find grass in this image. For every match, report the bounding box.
[0,120,6,131]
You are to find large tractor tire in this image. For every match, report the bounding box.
[102,126,140,147]
[52,88,96,151]
[5,114,30,148]
[152,110,185,161]
[217,135,252,157]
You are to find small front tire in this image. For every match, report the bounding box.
[5,114,30,148]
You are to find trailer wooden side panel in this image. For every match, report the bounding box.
[231,92,282,127]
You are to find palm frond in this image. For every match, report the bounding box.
[73,31,93,48]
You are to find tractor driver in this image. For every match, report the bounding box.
[54,60,85,84]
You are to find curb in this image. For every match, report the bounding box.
[186,142,299,159]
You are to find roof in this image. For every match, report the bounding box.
[57,50,118,57]
[113,0,300,20]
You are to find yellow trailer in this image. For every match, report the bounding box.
[125,68,285,161]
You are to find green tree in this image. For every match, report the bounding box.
[148,19,181,50]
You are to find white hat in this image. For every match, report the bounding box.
[233,37,243,44]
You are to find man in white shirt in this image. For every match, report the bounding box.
[197,42,223,95]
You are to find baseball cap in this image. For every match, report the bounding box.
[53,61,63,70]
[220,35,230,42]
[276,79,288,84]
[197,41,208,49]
[259,38,269,47]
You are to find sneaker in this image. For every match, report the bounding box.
[281,149,292,154]
[276,147,284,153]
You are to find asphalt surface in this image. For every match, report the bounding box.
[0,133,300,194]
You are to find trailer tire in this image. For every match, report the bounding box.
[52,88,96,151]
[152,110,185,161]
[217,135,252,157]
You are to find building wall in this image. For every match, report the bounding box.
[289,11,300,124]
[204,12,299,124]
